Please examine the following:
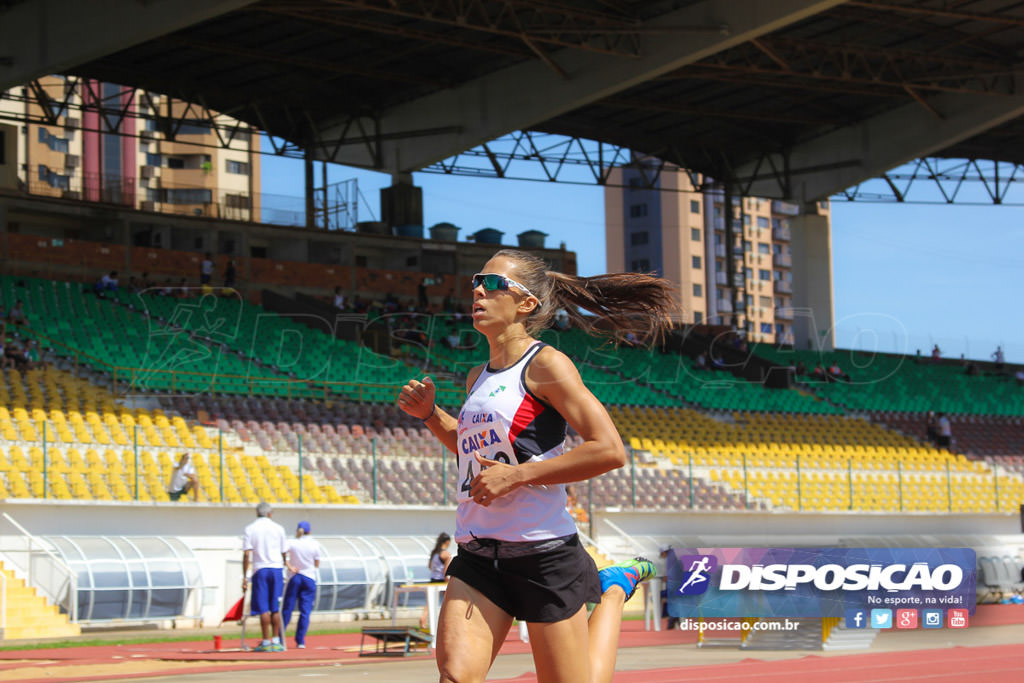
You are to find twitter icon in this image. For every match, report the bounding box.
[871,609,893,629]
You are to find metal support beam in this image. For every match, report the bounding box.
[316,0,846,172]
[734,88,1024,201]
[0,0,258,92]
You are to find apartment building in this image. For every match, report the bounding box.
[605,165,834,349]
[0,76,260,231]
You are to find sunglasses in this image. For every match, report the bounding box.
[472,273,535,297]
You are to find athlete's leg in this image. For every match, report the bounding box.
[525,606,590,683]
[586,587,626,683]
[587,558,657,683]
[435,577,513,683]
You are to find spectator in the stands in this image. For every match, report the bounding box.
[925,411,938,445]
[0,337,14,370]
[445,328,460,350]
[992,346,1005,371]
[332,286,345,311]
[200,252,214,285]
[418,278,429,311]
[965,360,980,377]
[554,307,570,330]
[695,352,708,370]
[812,364,826,380]
[565,485,588,526]
[126,276,140,293]
[827,363,850,382]
[936,413,952,449]
[711,353,726,370]
[224,260,237,290]
[20,340,39,370]
[177,277,189,298]
[442,289,455,313]
[141,271,152,290]
[93,271,116,295]
[795,360,807,376]
[8,300,27,326]
[931,344,942,363]
[159,278,174,297]
[1015,369,1024,387]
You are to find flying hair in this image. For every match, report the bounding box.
[492,249,678,344]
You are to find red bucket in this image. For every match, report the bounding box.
[213,635,222,650]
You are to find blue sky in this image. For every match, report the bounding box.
[261,146,1024,363]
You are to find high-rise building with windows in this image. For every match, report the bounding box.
[0,76,260,227]
[605,165,834,348]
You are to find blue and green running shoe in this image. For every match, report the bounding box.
[598,556,656,601]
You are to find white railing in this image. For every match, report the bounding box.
[600,518,646,557]
[577,528,617,562]
[1,513,78,622]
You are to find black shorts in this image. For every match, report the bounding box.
[446,534,601,623]
[168,489,186,501]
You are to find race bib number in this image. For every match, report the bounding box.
[457,412,513,502]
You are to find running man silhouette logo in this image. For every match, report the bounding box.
[677,554,717,595]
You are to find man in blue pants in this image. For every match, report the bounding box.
[282,520,320,649]
[242,502,288,652]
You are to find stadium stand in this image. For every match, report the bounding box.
[0,273,1021,516]
[754,346,1024,415]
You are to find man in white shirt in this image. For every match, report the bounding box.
[200,252,214,285]
[242,502,288,652]
[282,521,321,649]
[937,414,953,449]
[167,453,199,502]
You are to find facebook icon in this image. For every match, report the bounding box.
[845,608,867,629]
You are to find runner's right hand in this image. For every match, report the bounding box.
[397,376,436,420]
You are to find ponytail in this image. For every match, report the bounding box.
[491,249,678,344]
[545,271,677,344]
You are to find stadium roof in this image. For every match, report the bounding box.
[4,0,1024,201]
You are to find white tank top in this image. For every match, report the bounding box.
[454,342,577,543]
